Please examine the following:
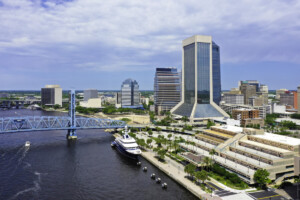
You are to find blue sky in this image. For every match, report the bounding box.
[0,0,299,90]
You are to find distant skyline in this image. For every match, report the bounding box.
[0,0,300,90]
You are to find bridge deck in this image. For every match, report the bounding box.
[0,116,126,133]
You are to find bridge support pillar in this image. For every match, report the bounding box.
[67,89,77,140]
[67,129,77,140]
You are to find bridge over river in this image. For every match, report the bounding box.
[0,90,126,139]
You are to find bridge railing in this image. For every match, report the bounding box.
[0,116,126,133]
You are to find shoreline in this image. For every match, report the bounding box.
[112,133,219,200]
[140,151,220,200]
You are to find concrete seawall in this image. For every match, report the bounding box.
[140,151,221,200]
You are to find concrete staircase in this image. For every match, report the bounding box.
[216,133,246,152]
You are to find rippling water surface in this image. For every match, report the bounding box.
[0,109,197,199]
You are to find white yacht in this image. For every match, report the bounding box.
[25,141,30,147]
[111,126,141,159]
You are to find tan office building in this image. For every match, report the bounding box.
[41,85,62,107]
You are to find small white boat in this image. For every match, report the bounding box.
[25,141,30,147]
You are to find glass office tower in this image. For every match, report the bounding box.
[121,78,140,107]
[171,35,228,120]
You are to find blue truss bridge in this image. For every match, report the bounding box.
[0,90,126,139]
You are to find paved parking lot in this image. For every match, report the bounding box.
[282,184,300,200]
[248,191,287,200]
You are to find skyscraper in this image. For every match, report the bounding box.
[154,67,181,114]
[121,78,140,107]
[41,85,62,107]
[238,80,260,92]
[171,35,228,120]
[240,84,257,105]
[84,89,98,101]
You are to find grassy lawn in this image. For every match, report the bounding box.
[168,152,185,162]
[209,172,249,190]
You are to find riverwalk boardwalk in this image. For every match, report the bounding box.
[141,151,222,200]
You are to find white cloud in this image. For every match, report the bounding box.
[0,0,300,71]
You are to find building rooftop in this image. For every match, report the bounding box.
[241,140,290,153]
[233,108,257,111]
[253,132,300,146]
[212,125,243,133]
[45,85,61,88]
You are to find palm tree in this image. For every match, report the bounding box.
[167,133,172,150]
[203,156,212,171]
[209,149,216,163]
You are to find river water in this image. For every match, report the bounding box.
[0,109,197,200]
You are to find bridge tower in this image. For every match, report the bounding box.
[67,89,77,140]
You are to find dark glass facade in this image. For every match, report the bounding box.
[172,36,225,119]
[183,43,195,105]
[212,42,221,105]
[197,42,210,104]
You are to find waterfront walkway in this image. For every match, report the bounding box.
[141,151,222,200]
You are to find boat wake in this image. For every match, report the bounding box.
[8,171,43,200]
[23,162,31,169]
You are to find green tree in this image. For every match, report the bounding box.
[291,113,300,119]
[207,120,215,129]
[120,118,131,123]
[149,111,155,122]
[147,138,153,147]
[53,104,61,109]
[156,127,162,133]
[209,149,216,163]
[184,163,196,178]
[195,170,208,184]
[157,149,166,161]
[279,120,297,130]
[254,169,271,188]
[148,129,153,136]
[181,116,189,122]
[167,133,173,149]
[203,156,212,171]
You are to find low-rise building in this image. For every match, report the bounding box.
[276,88,288,100]
[260,84,268,93]
[0,93,10,98]
[232,108,263,127]
[280,91,295,108]
[222,93,244,105]
[181,125,300,184]
[141,97,149,105]
[84,89,98,101]
[80,98,102,108]
[232,109,259,120]
[221,103,271,119]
